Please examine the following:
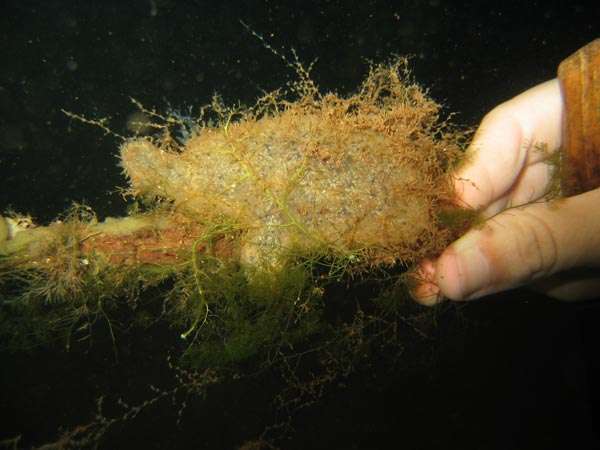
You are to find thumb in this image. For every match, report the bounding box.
[433,188,600,301]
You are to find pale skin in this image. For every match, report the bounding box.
[412,79,600,305]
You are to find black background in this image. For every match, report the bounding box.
[1,1,600,449]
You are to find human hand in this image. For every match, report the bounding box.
[412,79,600,305]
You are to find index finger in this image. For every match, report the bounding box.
[455,79,563,211]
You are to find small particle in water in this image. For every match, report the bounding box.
[66,58,78,72]
[126,111,153,135]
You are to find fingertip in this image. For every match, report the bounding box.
[452,165,490,211]
[452,170,477,206]
[436,229,498,301]
[411,281,443,306]
[452,107,526,211]
[409,259,444,306]
[435,245,478,301]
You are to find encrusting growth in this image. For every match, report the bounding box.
[0,57,472,355]
[121,58,467,269]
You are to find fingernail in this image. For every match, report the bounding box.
[450,235,492,300]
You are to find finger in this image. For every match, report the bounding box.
[479,160,557,218]
[410,258,442,306]
[433,187,600,301]
[454,79,563,210]
[531,268,600,301]
[411,160,555,305]
[455,111,526,209]
[503,160,557,207]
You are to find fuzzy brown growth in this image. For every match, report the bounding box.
[121,59,467,269]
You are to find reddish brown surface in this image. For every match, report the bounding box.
[79,220,237,267]
[558,38,600,196]
[80,225,202,266]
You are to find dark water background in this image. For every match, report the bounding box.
[1,1,599,449]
